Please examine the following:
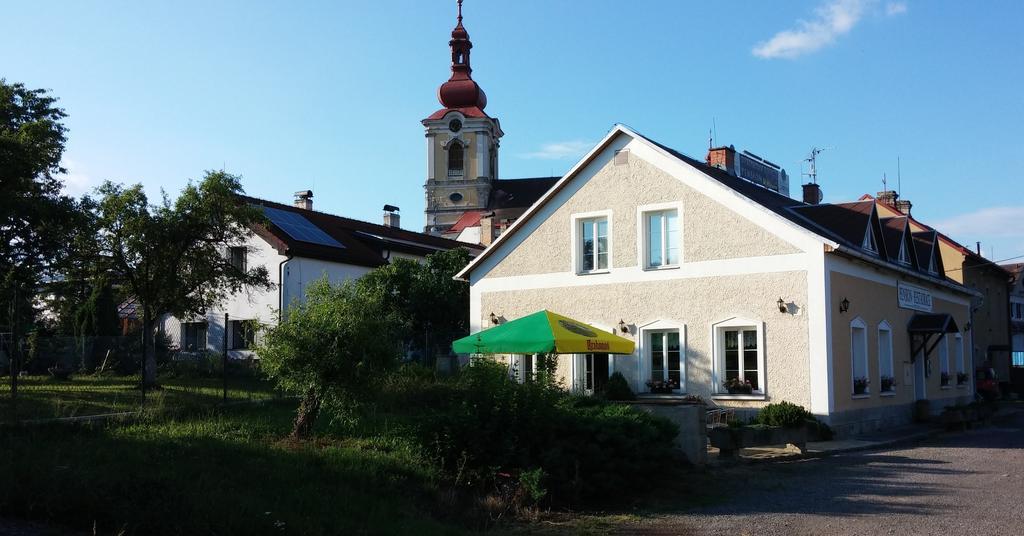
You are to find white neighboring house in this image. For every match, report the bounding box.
[159,192,480,359]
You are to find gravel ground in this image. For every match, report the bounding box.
[620,411,1024,536]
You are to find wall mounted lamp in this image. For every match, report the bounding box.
[618,319,629,334]
[839,297,850,314]
[777,298,787,313]
[489,312,499,325]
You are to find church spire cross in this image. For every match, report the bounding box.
[457,0,463,23]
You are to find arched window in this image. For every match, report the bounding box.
[447,143,464,177]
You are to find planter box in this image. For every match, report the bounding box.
[708,425,808,458]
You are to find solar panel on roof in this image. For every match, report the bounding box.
[260,206,345,248]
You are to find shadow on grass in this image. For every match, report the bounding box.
[0,401,467,535]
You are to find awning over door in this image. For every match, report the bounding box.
[908,313,959,362]
[908,313,959,334]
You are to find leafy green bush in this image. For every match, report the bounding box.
[602,371,635,401]
[407,361,678,504]
[753,401,812,428]
[754,401,833,440]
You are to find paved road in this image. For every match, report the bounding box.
[624,411,1024,536]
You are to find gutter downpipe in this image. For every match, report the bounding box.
[278,255,293,325]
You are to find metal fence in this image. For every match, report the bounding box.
[1,334,280,423]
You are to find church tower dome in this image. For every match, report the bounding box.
[436,0,487,112]
[422,0,503,236]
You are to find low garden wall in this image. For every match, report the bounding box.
[627,400,707,466]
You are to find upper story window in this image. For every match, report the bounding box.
[229,246,247,272]
[897,241,911,265]
[862,226,877,253]
[644,209,680,268]
[1012,301,1024,321]
[577,216,609,273]
[447,143,464,177]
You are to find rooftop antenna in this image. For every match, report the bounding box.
[713,117,718,147]
[803,147,826,184]
[882,172,887,192]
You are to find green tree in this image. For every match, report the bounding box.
[259,278,402,439]
[357,247,471,362]
[93,172,272,387]
[0,80,84,347]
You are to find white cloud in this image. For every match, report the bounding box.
[520,140,593,160]
[933,206,1024,238]
[752,0,879,59]
[60,158,99,198]
[932,206,1024,261]
[885,2,908,16]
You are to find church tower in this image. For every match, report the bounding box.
[423,0,503,235]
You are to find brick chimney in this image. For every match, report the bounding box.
[894,199,912,215]
[876,190,898,207]
[802,183,822,205]
[478,212,496,246]
[706,145,738,175]
[382,204,400,228]
[293,190,313,210]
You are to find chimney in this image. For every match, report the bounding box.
[293,190,313,210]
[479,212,496,246]
[802,183,822,205]
[876,190,898,207]
[382,204,400,228]
[706,145,737,175]
[894,199,912,215]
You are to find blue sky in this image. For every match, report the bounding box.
[4,0,1022,260]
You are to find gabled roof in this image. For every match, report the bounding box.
[455,124,973,295]
[242,195,481,268]
[446,210,484,234]
[490,177,560,210]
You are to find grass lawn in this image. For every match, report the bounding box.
[0,400,468,535]
[0,374,278,421]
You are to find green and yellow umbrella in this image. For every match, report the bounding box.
[452,310,635,355]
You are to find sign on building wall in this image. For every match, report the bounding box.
[898,282,933,312]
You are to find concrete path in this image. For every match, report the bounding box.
[623,409,1024,535]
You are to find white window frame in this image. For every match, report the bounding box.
[636,201,683,270]
[954,333,966,387]
[851,317,869,396]
[862,225,877,253]
[711,317,765,398]
[638,320,686,394]
[570,210,613,275]
[516,353,540,384]
[570,322,615,393]
[878,320,895,395]
[897,240,910,265]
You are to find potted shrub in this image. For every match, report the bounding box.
[853,377,869,395]
[645,378,680,394]
[880,375,895,393]
[940,372,950,387]
[722,377,754,395]
[956,372,969,386]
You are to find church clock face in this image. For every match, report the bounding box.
[448,119,462,133]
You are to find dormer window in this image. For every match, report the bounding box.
[928,251,938,274]
[447,143,464,178]
[862,225,877,253]
[897,241,910,265]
